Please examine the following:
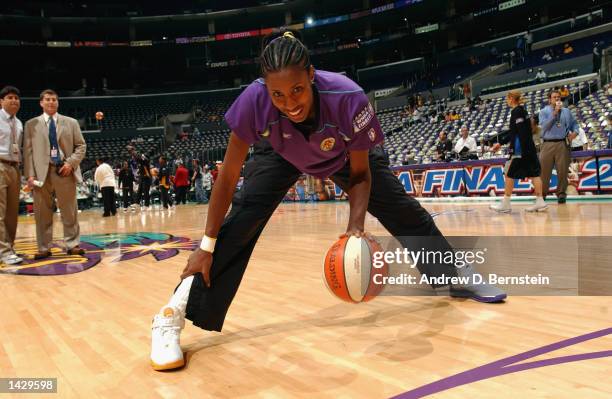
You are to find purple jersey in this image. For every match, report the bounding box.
[224,70,384,178]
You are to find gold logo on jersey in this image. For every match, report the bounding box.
[320,137,335,151]
[260,129,270,137]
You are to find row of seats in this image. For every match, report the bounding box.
[380,81,607,166]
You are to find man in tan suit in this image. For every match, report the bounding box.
[23,89,87,259]
[0,86,23,266]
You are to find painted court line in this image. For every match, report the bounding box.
[391,327,612,398]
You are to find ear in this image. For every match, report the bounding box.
[308,65,315,83]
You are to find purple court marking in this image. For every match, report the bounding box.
[391,327,612,399]
[2,241,102,276]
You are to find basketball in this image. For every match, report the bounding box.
[323,235,388,303]
[95,111,104,120]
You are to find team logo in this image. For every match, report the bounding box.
[368,128,376,142]
[0,232,199,276]
[260,129,270,137]
[282,132,292,139]
[320,137,336,151]
[353,103,375,133]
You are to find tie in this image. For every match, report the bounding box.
[49,118,61,163]
[9,117,19,162]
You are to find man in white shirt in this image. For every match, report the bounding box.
[535,68,547,82]
[570,127,588,152]
[0,86,23,266]
[454,126,477,159]
[94,157,117,217]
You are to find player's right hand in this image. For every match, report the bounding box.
[181,248,213,287]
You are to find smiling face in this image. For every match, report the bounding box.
[265,65,315,123]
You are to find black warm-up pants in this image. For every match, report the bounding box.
[185,141,457,332]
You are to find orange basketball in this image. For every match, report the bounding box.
[323,236,388,303]
[95,111,104,120]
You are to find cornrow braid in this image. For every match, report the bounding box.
[260,30,311,76]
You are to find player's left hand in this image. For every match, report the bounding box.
[59,162,73,176]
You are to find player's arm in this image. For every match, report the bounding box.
[344,149,371,237]
[181,132,250,284]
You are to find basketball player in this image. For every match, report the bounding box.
[150,31,506,370]
[490,91,547,213]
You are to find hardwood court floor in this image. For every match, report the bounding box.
[1,201,611,398]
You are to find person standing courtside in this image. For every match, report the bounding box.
[0,86,24,265]
[128,145,152,211]
[538,89,579,204]
[94,157,117,217]
[118,161,135,212]
[24,89,87,259]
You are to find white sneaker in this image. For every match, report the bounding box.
[2,253,23,265]
[489,200,511,213]
[142,206,148,212]
[123,208,128,213]
[150,306,185,370]
[525,198,548,212]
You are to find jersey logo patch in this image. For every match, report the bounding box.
[282,132,292,139]
[320,137,335,152]
[353,103,375,133]
[368,128,376,142]
[260,129,270,137]
[515,118,525,124]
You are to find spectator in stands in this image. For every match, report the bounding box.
[24,89,87,259]
[538,89,579,204]
[559,85,570,106]
[524,31,533,56]
[202,165,212,202]
[570,127,588,152]
[563,43,574,55]
[570,14,576,30]
[593,42,602,73]
[462,84,471,100]
[535,68,547,82]
[158,156,174,209]
[0,86,23,266]
[542,50,552,62]
[450,111,461,121]
[411,108,422,124]
[490,46,498,61]
[454,126,477,159]
[174,160,190,205]
[516,35,525,62]
[118,161,135,212]
[490,90,546,213]
[192,159,206,204]
[435,131,453,161]
[128,145,152,211]
[94,157,116,217]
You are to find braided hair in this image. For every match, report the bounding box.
[260,30,311,76]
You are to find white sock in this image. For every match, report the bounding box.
[167,275,194,316]
[502,196,511,205]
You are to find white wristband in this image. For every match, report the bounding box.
[200,235,217,253]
